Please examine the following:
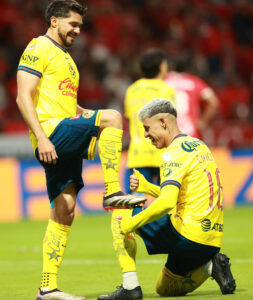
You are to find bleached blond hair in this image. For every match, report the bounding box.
[138,98,177,121]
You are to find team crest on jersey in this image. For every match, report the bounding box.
[82,111,95,119]
[68,62,76,78]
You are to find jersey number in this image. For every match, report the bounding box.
[204,168,223,210]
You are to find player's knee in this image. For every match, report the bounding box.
[156,283,186,297]
[100,109,122,129]
[59,209,75,225]
[156,268,187,297]
[68,210,75,224]
[53,198,76,225]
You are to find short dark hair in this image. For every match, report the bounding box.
[45,0,87,27]
[139,49,167,78]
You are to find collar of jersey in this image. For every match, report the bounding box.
[44,35,67,53]
[172,133,188,142]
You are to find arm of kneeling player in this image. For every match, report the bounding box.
[121,184,179,234]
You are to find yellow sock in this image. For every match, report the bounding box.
[111,209,137,273]
[40,219,70,291]
[98,128,123,196]
[156,263,210,297]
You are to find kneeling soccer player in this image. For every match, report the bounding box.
[98,98,236,299]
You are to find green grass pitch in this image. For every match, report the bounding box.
[1,206,253,300]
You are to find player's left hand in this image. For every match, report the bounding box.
[116,215,134,234]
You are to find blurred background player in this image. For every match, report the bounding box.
[98,98,236,300]
[16,1,145,299]
[124,49,176,193]
[164,58,219,138]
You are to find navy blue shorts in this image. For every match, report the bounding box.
[133,207,220,276]
[35,111,101,206]
[124,167,160,194]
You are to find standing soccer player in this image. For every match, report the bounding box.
[164,60,219,138]
[98,98,236,299]
[16,1,145,299]
[124,49,176,193]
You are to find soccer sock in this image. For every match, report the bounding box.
[202,260,213,277]
[111,209,137,275]
[156,263,211,297]
[123,272,140,290]
[40,219,70,292]
[98,128,123,196]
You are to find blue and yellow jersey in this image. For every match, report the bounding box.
[160,134,223,247]
[124,78,176,168]
[18,35,79,150]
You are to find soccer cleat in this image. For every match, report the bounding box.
[97,285,143,300]
[36,288,86,300]
[211,253,236,294]
[103,191,146,211]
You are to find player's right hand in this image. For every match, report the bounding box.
[130,169,140,191]
[130,169,151,194]
[37,137,58,164]
[130,168,148,192]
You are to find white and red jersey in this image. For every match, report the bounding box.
[164,72,213,138]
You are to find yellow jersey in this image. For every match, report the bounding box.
[124,78,176,168]
[18,35,79,150]
[160,134,224,247]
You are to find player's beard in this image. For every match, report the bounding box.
[58,28,74,48]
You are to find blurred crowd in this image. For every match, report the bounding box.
[0,0,252,147]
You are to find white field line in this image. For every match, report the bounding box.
[0,258,253,266]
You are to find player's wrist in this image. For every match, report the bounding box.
[36,132,48,141]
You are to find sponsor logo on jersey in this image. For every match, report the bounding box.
[201,219,223,232]
[82,111,95,119]
[181,140,205,152]
[211,223,223,232]
[161,162,182,169]
[163,167,172,177]
[201,219,211,231]
[21,54,40,66]
[26,43,36,51]
[58,77,78,98]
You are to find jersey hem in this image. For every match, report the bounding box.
[171,216,222,248]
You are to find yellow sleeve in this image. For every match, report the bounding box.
[134,169,160,197]
[18,38,49,77]
[121,185,179,234]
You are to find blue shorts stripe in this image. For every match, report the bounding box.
[161,180,181,189]
[18,66,42,78]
